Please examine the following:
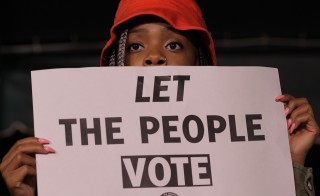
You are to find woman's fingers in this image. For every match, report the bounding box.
[275,94,295,102]
[276,94,320,165]
[3,164,37,190]
[0,136,55,194]
[288,103,310,132]
[4,153,36,172]
[1,137,54,170]
[276,94,311,115]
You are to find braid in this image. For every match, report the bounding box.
[108,29,128,66]
[117,29,128,66]
[108,50,116,66]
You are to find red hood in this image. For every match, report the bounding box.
[100,0,217,66]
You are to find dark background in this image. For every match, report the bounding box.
[1,0,319,195]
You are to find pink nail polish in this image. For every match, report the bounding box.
[287,119,292,127]
[38,138,50,144]
[284,108,290,116]
[275,95,284,101]
[44,146,56,153]
[290,123,295,133]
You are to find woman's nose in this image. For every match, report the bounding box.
[144,54,167,66]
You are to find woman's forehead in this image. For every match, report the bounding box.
[126,15,169,30]
[128,22,176,34]
[127,20,198,42]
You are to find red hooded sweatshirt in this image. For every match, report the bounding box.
[100,0,217,66]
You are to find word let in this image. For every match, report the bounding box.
[135,75,190,102]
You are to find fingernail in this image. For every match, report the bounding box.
[275,95,284,101]
[38,138,50,144]
[284,107,290,116]
[290,123,295,133]
[287,119,292,127]
[44,146,56,153]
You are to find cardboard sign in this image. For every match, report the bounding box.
[31,66,295,196]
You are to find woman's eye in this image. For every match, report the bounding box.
[165,41,182,51]
[127,43,143,52]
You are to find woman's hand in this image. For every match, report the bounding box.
[0,137,55,196]
[276,94,319,165]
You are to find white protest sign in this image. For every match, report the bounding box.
[31,66,295,196]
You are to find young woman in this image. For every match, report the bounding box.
[1,0,319,195]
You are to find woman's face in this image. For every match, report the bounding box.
[125,22,199,66]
